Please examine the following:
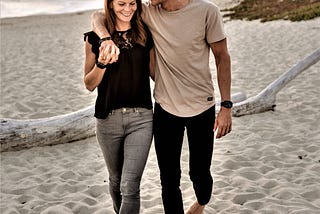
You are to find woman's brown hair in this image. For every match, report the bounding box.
[104,0,147,46]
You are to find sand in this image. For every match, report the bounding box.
[1,1,320,213]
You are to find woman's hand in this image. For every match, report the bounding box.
[98,40,120,65]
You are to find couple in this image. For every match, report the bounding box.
[83,0,232,213]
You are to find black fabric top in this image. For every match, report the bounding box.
[84,28,154,119]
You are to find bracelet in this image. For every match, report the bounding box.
[99,36,112,45]
[96,61,107,69]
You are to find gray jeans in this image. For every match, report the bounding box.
[96,107,153,214]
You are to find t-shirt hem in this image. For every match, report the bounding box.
[157,102,216,118]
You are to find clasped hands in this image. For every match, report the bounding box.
[98,40,120,65]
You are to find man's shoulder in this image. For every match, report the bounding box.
[142,0,154,11]
[141,1,158,20]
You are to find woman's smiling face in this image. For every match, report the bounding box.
[112,0,137,26]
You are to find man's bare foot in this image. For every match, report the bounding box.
[186,201,205,214]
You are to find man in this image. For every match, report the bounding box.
[91,0,232,213]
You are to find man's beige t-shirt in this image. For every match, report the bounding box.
[142,0,226,117]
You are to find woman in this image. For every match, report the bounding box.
[83,0,154,212]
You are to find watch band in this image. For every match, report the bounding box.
[96,61,107,69]
[99,36,112,45]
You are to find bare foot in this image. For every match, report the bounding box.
[186,201,205,214]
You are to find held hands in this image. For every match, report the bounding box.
[98,40,120,65]
[214,108,232,139]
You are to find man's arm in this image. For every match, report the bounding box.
[91,10,120,63]
[210,38,232,139]
[91,10,110,39]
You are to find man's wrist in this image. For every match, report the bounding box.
[100,33,111,38]
[99,36,112,45]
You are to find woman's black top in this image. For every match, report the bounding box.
[84,28,154,119]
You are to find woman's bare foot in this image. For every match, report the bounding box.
[186,201,205,214]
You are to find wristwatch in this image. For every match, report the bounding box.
[221,100,233,108]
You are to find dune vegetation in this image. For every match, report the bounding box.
[223,0,320,22]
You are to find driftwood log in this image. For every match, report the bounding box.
[230,48,320,117]
[0,106,95,152]
[1,48,319,152]
[0,93,246,152]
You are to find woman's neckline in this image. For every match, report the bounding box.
[115,28,131,33]
[115,28,132,37]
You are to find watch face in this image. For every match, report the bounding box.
[221,101,233,108]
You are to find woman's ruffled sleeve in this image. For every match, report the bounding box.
[83,31,100,57]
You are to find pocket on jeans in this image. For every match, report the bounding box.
[96,116,111,126]
[138,108,153,117]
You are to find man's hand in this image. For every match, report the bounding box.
[99,40,120,64]
[214,108,232,139]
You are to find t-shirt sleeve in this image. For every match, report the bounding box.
[205,4,227,44]
[141,1,148,22]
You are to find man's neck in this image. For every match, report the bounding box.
[161,0,190,12]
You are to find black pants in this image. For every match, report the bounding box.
[153,103,215,214]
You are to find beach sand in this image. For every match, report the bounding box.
[1,1,320,213]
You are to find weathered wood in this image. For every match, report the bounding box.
[0,92,247,152]
[231,48,320,117]
[0,106,95,152]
